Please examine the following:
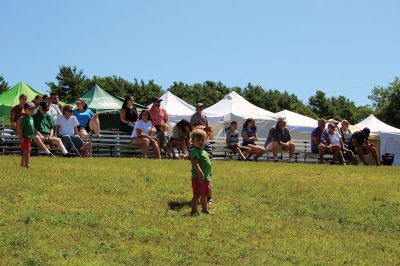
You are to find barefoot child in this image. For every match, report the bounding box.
[17,102,36,168]
[226,120,251,160]
[190,129,212,215]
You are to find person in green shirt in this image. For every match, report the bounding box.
[190,129,212,216]
[32,102,73,157]
[17,102,36,168]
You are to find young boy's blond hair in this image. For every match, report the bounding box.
[191,129,208,142]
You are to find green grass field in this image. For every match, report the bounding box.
[0,156,399,265]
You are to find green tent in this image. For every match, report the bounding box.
[0,82,43,117]
[77,84,124,113]
[76,84,146,130]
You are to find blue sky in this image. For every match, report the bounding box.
[0,0,399,106]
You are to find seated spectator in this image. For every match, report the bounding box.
[324,123,346,165]
[338,120,357,164]
[131,109,161,159]
[348,127,380,166]
[226,121,251,160]
[190,103,214,140]
[339,120,352,147]
[50,92,63,113]
[10,94,27,131]
[311,118,341,164]
[42,94,62,123]
[265,118,295,162]
[148,97,168,132]
[156,122,176,159]
[32,102,73,157]
[170,119,192,156]
[241,118,265,161]
[56,104,84,155]
[32,95,42,109]
[73,99,101,138]
[119,95,138,134]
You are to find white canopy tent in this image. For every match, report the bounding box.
[148,91,223,123]
[274,109,318,141]
[355,114,400,165]
[204,91,278,138]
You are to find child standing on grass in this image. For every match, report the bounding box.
[17,102,36,168]
[190,129,212,215]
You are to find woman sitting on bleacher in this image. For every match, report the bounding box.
[241,118,265,162]
[170,119,192,157]
[73,99,101,138]
[130,109,161,159]
[119,95,138,134]
[226,121,251,160]
[56,104,84,155]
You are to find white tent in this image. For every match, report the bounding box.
[204,91,278,138]
[148,91,223,124]
[204,91,277,122]
[355,114,400,165]
[275,110,317,133]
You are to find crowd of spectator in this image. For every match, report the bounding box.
[10,93,381,166]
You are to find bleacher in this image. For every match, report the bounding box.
[1,126,355,163]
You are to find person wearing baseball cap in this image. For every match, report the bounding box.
[148,96,168,132]
[190,103,214,140]
[17,102,36,167]
[311,118,338,164]
[348,127,380,165]
[32,102,73,157]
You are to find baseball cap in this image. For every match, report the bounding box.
[23,102,35,110]
[196,103,204,108]
[362,127,371,136]
[152,97,162,102]
[40,101,50,111]
[328,119,339,125]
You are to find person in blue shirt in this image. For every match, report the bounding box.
[73,99,102,138]
[241,118,265,161]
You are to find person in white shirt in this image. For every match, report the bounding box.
[131,109,161,159]
[43,94,62,123]
[325,123,345,165]
[56,104,83,154]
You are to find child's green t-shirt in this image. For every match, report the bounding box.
[190,147,212,181]
[20,115,34,139]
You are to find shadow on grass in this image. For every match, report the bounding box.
[168,200,191,211]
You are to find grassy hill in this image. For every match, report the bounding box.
[0,156,399,265]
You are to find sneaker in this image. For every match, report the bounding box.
[288,158,295,163]
[201,210,214,215]
[208,198,213,204]
[274,158,279,162]
[190,211,200,216]
[47,153,56,157]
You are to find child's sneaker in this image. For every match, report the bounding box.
[190,211,200,216]
[201,210,214,215]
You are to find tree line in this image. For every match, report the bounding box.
[1,66,399,127]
